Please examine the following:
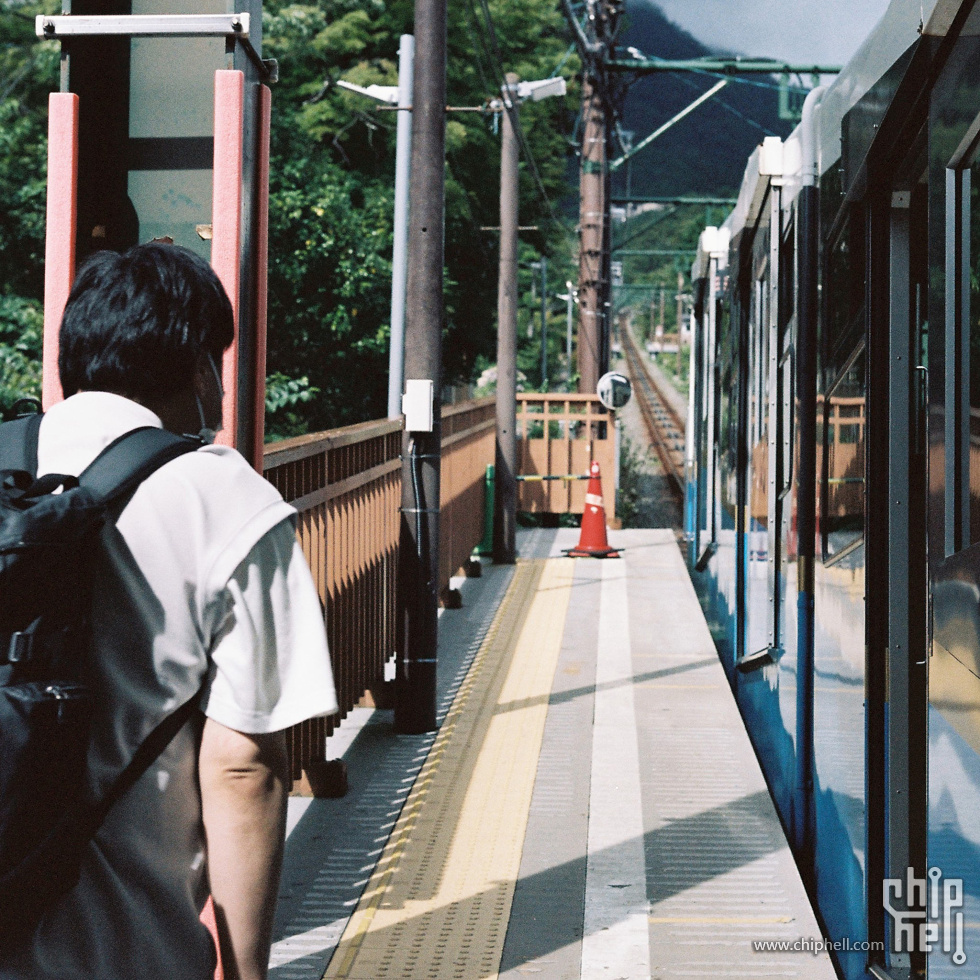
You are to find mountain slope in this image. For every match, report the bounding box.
[614,1,797,197]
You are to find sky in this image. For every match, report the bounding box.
[647,0,893,66]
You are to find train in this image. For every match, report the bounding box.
[685,1,980,977]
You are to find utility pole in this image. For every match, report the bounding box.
[675,270,684,339]
[566,0,621,393]
[388,35,414,418]
[577,70,605,395]
[562,280,575,389]
[396,0,445,734]
[540,254,548,388]
[494,72,520,565]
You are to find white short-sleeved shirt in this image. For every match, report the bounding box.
[0,392,337,980]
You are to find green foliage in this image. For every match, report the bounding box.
[265,371,321,440]
[0,2,58,300]
[0,1,56,414]
[654,348,690,398]
[0,294,42,415]
[263,0,580,427]
[617,433,644,528]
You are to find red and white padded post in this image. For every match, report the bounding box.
[251,83,272,472]
[42,93,79,410]
[211,69,244,451]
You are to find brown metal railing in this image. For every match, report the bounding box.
[262,397,495,786]
[264,418,402,782]
[439,398,496,592]
[516,393,616,521]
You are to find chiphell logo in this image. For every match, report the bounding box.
[883,867,965,966]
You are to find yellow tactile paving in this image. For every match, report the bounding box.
[323,558,575,980]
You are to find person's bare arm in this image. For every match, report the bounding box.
[199,717,290,980]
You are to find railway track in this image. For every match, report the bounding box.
[620,328,687,500]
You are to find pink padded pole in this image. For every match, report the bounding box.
[251,83,272,472]
[42,93,79,409]
[211,70,244,448]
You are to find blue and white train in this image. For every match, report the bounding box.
[686,1,980,977]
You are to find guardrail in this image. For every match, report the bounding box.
[516,394,616,521]
[262,396,495,787]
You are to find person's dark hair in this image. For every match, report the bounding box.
[58,243,234,402]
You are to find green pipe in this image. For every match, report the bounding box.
[474,463,495,556]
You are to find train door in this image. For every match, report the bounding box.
[693,248,722,573]
[743,259,771,668]
[865,156,930,980]
[740,180,786,672]
[924,34,980,975]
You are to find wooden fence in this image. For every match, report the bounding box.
[516,394,616,521]
[262,397,495,787]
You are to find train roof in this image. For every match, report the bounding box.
[692,225,731,284]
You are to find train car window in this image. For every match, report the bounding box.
[778,221,796,499]
[719,294,739,521]
[780,351,794,498]
[779,219,795,343]
[942,112,980,547]
[964,157,980,544]
[749,276,770,535]
[823,344,867,564]
[820,162,844,242]
[825,209,866,375]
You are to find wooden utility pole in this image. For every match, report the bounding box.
[494,73,520,565]
[395,0,446,734]
[577,71,605,394]
[571,0,620,392]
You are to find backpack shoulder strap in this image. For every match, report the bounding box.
[83,689,203,840]
[78,426,202,506]
[0,413,42,475]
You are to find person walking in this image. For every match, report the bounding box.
[0,243,337,980]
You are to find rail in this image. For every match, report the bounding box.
[262,397,495,787]
[621,327,686,493]
[516,393,616,520]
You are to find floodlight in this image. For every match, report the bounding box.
[515,77,567,102]
[335,80,399,104]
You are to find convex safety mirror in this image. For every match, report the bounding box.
[597,371,632,410]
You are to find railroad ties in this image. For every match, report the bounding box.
[620,328,686,498]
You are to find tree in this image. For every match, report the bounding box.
[262,0,580,433]
[0,0,57,415]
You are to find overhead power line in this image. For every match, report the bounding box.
[468,0,566,231]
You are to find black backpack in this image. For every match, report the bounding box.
[0,414,202,945]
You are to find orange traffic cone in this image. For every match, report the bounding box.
[564,460,620,558]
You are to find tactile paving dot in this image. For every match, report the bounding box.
[322,560,574,979]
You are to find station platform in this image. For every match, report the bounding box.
[269,529,836,980]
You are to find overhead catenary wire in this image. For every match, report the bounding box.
[619,50,818,95]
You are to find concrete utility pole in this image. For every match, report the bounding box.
[577,70,605,395]
[388,35,415,418]
[540,254,548,387]
[676,270,684,338]
[396,0,445,734]
[494,72,520,565]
